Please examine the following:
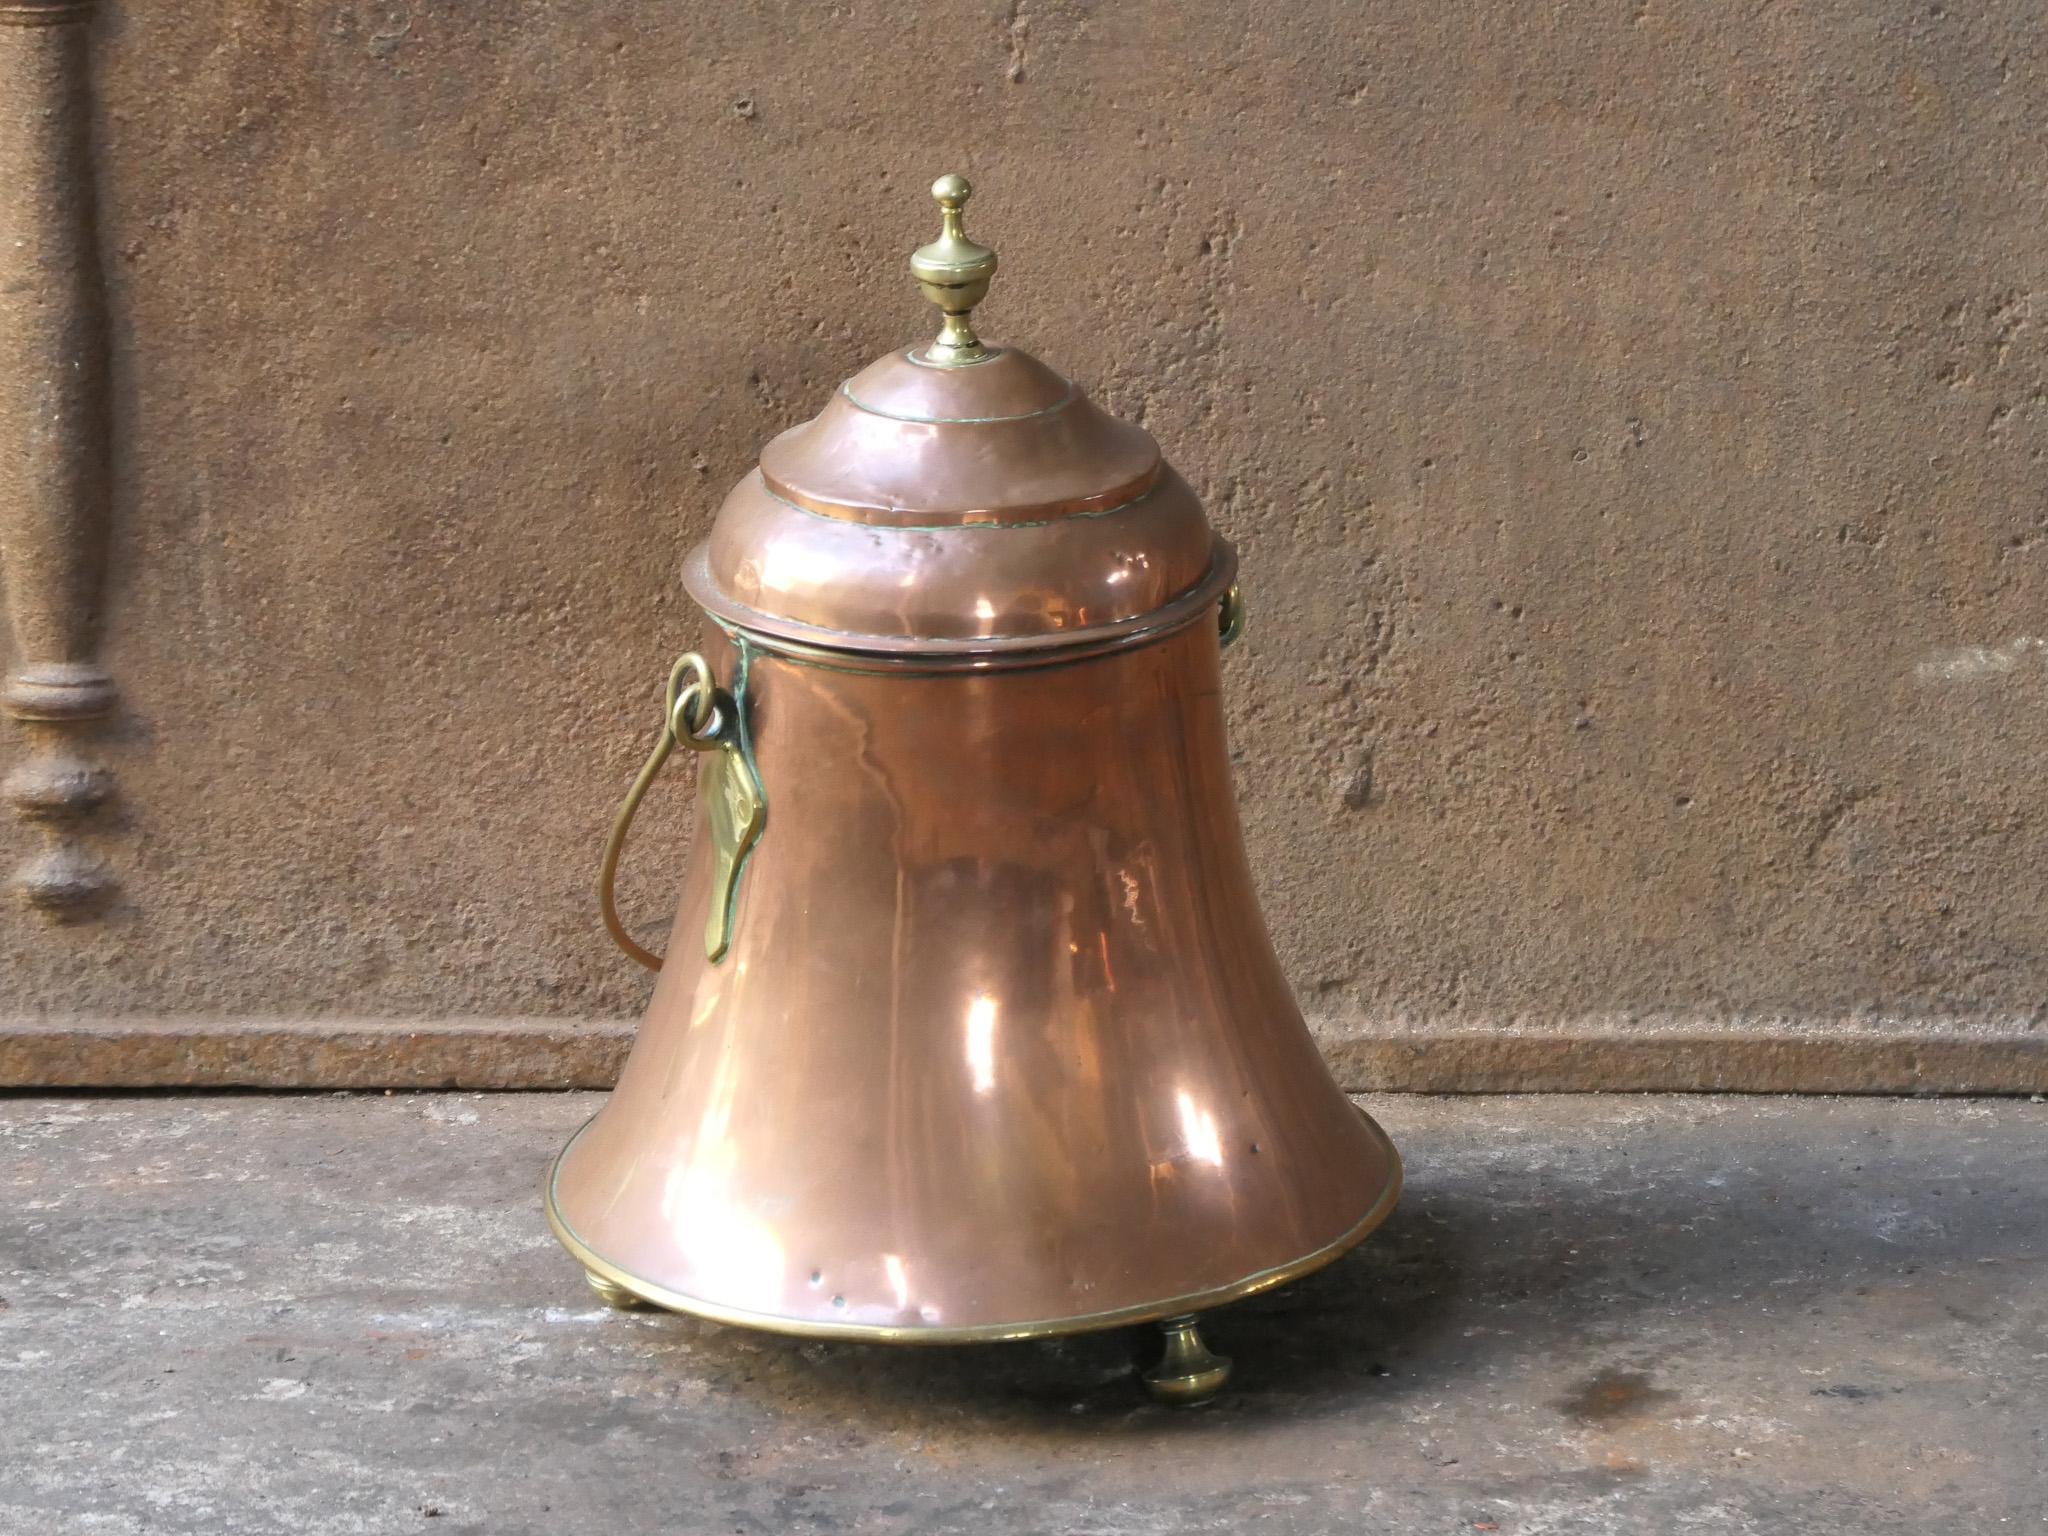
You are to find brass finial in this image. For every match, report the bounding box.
[910,173,997,365]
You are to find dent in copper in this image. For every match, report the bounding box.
[550,621,1400,1336]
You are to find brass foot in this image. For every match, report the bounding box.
[1143,1314,1232,1405]
[585,1271,655,1311]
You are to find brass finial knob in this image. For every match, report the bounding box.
[910,173,997,365]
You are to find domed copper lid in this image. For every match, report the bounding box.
[684,175,1235,662]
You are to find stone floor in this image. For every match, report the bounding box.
[2,1093,2042,1535]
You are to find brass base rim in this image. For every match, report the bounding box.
[544,1105,1402,1345]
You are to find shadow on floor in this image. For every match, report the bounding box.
[596,1195,1472,1437]
[571,1118,2048,1441]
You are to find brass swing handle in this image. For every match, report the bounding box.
[598,653,729,972]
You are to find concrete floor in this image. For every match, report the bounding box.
[2,1094,2042,1535]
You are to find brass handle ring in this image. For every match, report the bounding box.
[1219,583,1246,649]
[599,652,725,972]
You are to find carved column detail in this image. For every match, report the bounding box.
[0,0,118,917]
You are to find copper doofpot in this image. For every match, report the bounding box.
[546,176,1401,1403]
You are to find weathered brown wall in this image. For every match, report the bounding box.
[3,1,2045,1081]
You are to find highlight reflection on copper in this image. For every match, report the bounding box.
[883,1253,911,1312]
[1176,1089,1225,1169]
[964,992,998,1094]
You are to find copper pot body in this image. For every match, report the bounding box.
[549,615,1401,1338]
[549,178,1399,1345]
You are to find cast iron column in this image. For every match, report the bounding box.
[0,0,118,916]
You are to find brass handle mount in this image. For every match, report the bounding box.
[1219,583,1246,649]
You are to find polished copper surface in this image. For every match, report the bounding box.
[552,622,1400,1336]
[552,174,1400,1349]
